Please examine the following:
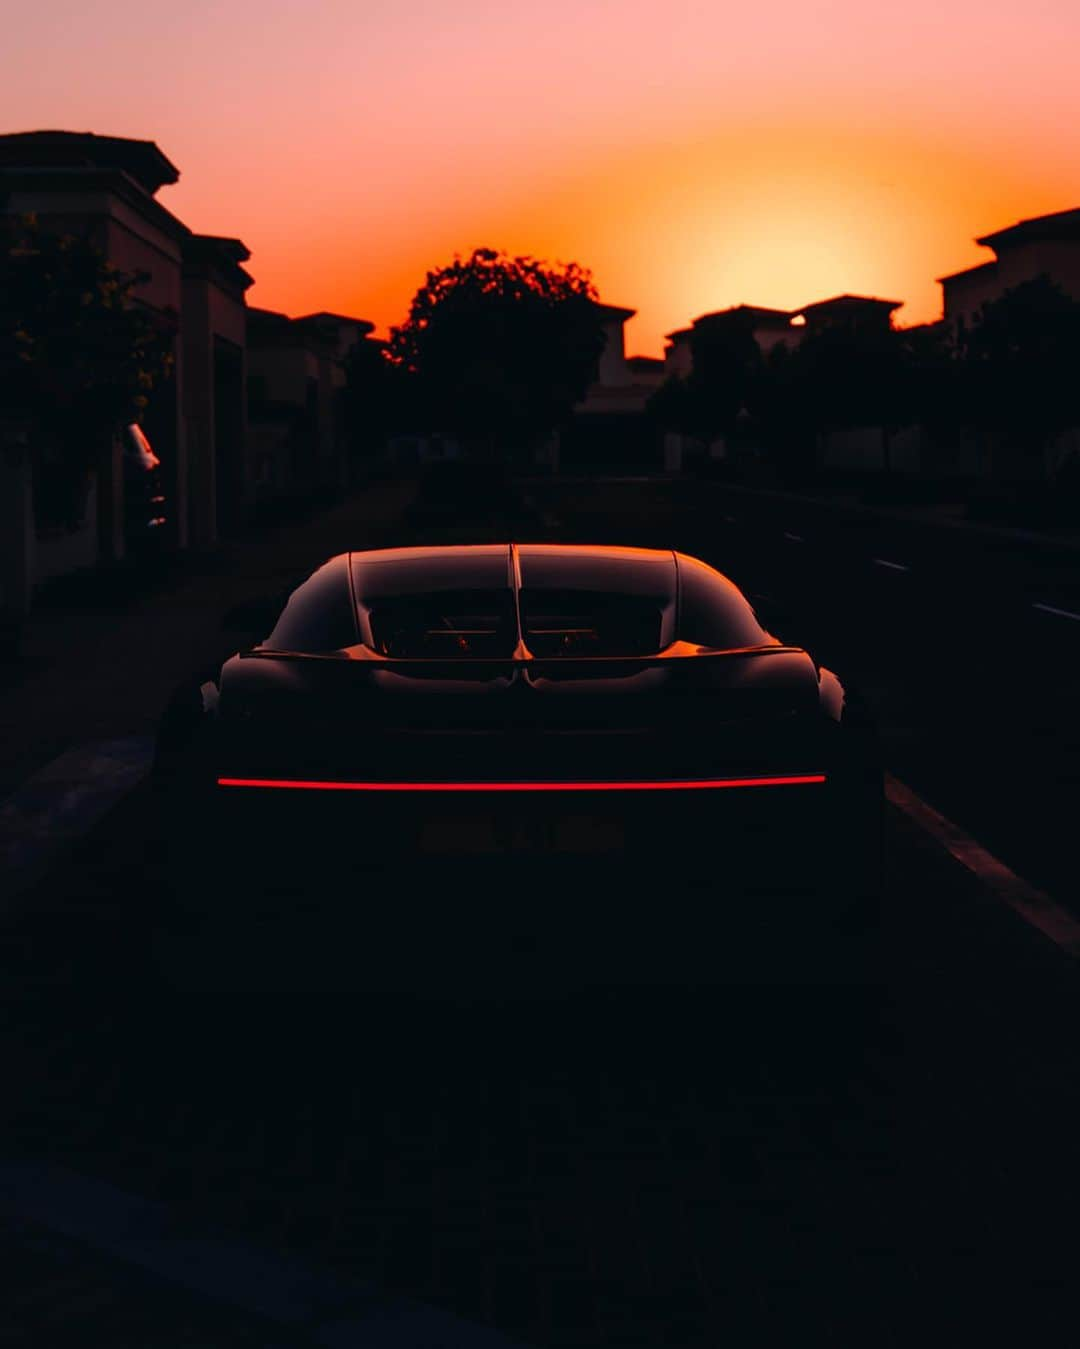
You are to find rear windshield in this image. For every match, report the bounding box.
[369,589,517,658]
[520,588,666,657]
[367,589,667,659]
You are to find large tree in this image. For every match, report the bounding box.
[956,275,1080,467]
[388,248,605,452]
[0,210,176,525]
[781,321,910,433]
[341,335,405,463]
[645,310,763,440]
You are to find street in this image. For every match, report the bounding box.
[3,473,1079,1347]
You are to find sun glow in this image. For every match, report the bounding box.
[4,0,1077,354]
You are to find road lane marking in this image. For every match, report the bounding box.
[0,1162,529,1348]
[873,558,909,572]
[1033,601,1080,623]
[783,532,804,543]
[0,737,153,907]
[885,772,1080,958]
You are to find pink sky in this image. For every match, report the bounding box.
[3,0,1078,353]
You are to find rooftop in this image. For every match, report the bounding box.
[694,304,795,326]
[936,260,999,285]
[184,234,251,265]
[593,301,636,322]
[0,130,179,194]
[248,306,376,349]
[977,207,1080,252]
[294,311,376,335]
[182,234,254,295]
[795,294,903,317]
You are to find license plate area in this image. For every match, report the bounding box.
[418,807,627,855]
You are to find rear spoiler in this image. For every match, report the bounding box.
[237,643,809,674]
[221,644,824,721]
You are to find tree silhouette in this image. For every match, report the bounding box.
[957,275,1080,463]
[781,320,909,433]
[687,309,764,433]
[388,248,604,454]
[341,336,400,463]
[646,310,763,439]
[0,210,176,524]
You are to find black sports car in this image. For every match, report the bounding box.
[156,544,881,940]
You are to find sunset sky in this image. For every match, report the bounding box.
[3,0,1078,354]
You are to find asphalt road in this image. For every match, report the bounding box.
[3,472,1079,1347]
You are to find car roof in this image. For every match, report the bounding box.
[262,545,770,655]
[348,544,679,598]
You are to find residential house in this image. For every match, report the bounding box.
[657,296,901,473]
[938,208,1080,481]
[792,295,913,475]
[246,307,374,506]
[560,302,666,468]
[626,355,665,390]
[181,234,254,545]
[663,304,806,382]
[939,207,1080,329]
[663,328,693,380]
[658,305,807,470]
[792,293,902,335]
[0,129,252,614]
[576,303,652,416]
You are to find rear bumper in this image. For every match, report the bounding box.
[192,772,874,897]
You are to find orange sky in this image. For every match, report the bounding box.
[3,1,1078,354]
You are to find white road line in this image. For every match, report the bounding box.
[873,558,909,572]
[0,737,153,906]
[0,1162,529,1348]
[1033,601,1080,623]
[783,532,804,543]
[885,772,1080,958]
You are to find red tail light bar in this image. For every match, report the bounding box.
[217,774,826,792]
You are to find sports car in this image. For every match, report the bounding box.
[155,543,882,934]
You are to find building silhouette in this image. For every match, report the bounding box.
[247,309,376,508]
[939,207,1080,328]
[0,130,253,611]
[0,130,376,616]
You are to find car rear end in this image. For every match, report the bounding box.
[158,544,880,969]
[204,649,877,922]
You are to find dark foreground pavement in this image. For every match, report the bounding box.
[2,779,1078,1346]
[2,471,1079,1346]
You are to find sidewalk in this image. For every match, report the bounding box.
[1,1163,529,1348]
[0,478,415,798]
